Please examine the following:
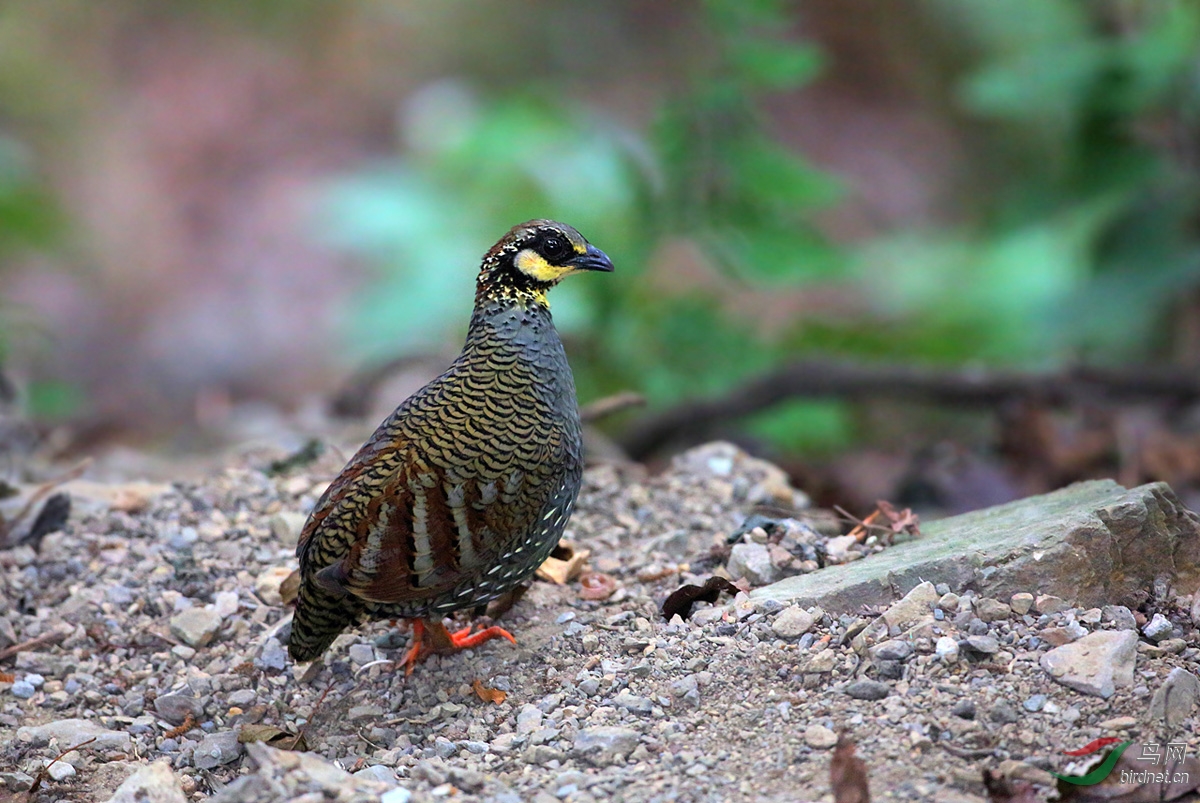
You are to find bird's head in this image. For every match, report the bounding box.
[477,219,613,306]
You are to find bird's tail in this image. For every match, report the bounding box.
[287,580,362,662]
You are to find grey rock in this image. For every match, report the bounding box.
[669,675,699,698]
[154,693,204,725]
[348,643,375,666]
[1143,613,1174,642]
[169,607,222,649]
[975,598,1012,623]
[1,772,34,792]
[104,761,186,803]
[193,730,243,769]
[1147,667,1200,730]
[46,760,76,781]
[255,638,287,671]
[517,704,543,735]
[226,689,257,707]
[612,690,654,715]
[870,639,913,662]
[988,702,1021,724]
[1035,595,1071,614]
[881,582,938,629]
[844,679,890,700]
[727,542,779,586]
[354,765,398,786]
[18,718,131,751]
[951,700,975,719]
[805,649,837,673]
[211,743,393,803]
[771,606,816,639]
[10,681,34,699]
[573,726,640,766]
[434,736,457,758]
[1102,605,1138,630]
[1023,694,1047,712]
[749,482,1200,616]
[964,635,1000,655]
[1040,630,1138,699]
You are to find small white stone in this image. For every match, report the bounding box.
[169,607,222,649]
[771,607,816,640]
[935,636,959,663]
[212,591,240,619]
[803,724,838,749]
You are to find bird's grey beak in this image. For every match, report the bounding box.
[569,244,614,273]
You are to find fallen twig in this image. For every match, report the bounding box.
[26,736,96,797]
[0,626,72,664]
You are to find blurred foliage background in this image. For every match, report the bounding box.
[2,0,1200,492]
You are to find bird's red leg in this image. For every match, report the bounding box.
[403,618,516,675]
[401,619,427,676]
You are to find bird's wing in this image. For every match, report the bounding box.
[296,399,569,606]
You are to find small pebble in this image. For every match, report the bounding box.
[1010,593,1034,615]
[951,700,976,720]
[964,635,1000,655]
[803,724,838,749]
[844,680,890,701]
[1142,613,1174,642]
[1035,595,1070,614]
[935,636,959,663]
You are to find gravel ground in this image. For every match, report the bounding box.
[1,441,1199,802]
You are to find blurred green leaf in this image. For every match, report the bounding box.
[729,40,823,90]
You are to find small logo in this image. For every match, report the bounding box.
[1054,740,1191,787]
[1053,739,1134,785]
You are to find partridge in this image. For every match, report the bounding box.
[288,220,613,671]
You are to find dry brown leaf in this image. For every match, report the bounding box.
[830,733,870,803]
[238,724,308,751]
[472,679,507,705]
[279,569,301,606]
[536,540,590,585]
[0,672,14,684]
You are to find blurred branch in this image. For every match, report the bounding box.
[580,391,645,423]
[620,360,1200,458]
[330,354,451,418]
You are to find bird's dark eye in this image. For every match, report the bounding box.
[541,236,568,261]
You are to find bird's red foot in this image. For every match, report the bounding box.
[447,624,517,651]
[402,619,517,675]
